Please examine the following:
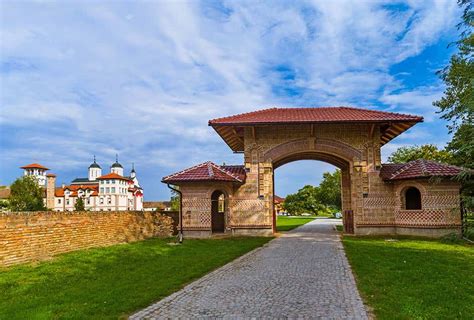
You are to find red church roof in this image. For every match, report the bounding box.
[162,162,246,184]
[96,173,131,181]
[20,163,49,170]
[209,107,423,151]
[380,159,465,181]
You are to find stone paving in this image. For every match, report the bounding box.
[130,219,368,320]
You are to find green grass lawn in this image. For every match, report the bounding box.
[276,215,316,231]
[0,236,272,319]
[343,237,474,319]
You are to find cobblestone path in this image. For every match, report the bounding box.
[130,219,368,319]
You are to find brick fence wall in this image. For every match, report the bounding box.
[0,211,174,267]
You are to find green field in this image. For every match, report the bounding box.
[0,237,272,319]
[276,215,316,231]
[343,236,474,319]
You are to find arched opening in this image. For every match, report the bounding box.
[404,187,422,210]
[272,151,351,232]
[211,190,226,233]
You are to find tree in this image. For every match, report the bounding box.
[433,0,473,170]
[282,185,322,215]
[74,197,85,211]
[9,176,46,211]
[387,144,454,164]
[282,170,342,215]
[315,170,341,210]
[170,187,180,211]
[433,0,474,231]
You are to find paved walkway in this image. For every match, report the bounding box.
[130,219,368,320]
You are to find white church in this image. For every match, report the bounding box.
[20,156,143,211]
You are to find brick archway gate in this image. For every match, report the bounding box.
[207,107,423,236]
[163,107,464,237]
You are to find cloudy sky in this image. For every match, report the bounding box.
[0,0,461,200]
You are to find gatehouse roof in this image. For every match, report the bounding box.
[162,161,246,184]
[209,106,423,152]
[380,159,465,181]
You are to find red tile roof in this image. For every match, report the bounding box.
[208,107,423,151]
[55,184,99,197]
[274,195,285,203]
[96,173,131,181]
[20,163,49,170]
[220,165,247,181]
[209,107,422,125]
[46,173,56,177]
[162,162,246,184]
[380,159,465,180]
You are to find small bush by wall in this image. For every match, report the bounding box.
[0,211,173,267]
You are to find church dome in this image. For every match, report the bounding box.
[111,154,123,168]
[111,162,123,168]
[89,156,101,169]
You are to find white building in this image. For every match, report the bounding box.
[20,163,49,186]
[20,156,144,211]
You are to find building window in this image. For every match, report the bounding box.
[106,187,110,193]
[87,198,90,205]
[66,199,70,205]
[58,199,61,204]
[106,180,110,184]
[100,197,104,204]
[111,187,116,193]
[108,197,112,204]
[112,180,115,184]
[218,194,225,212]
[100,187,104,193]
[404,187,422,210]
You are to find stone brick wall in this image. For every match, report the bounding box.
[0,211,173,267]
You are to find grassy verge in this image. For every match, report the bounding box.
[276,215,316,231]
[343,236,474,319]
[0,236,272,319]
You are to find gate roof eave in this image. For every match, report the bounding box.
[208,107,423,152]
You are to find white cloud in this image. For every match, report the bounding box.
[0,0,461,198]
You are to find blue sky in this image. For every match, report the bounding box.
[0,0,461,200]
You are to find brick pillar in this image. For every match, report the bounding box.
[46,174,56,209]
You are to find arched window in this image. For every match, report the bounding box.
[404,187,421,210]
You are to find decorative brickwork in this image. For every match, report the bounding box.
[394,209,460,227]
[165,108,463,237]
[0,211,173,267]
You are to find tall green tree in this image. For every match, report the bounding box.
[433,0,473,170]
[74,197,85,211]
[433,0,473,219]
[387,144,454,164]
[9,176,46,211]
[315,170,341,210]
